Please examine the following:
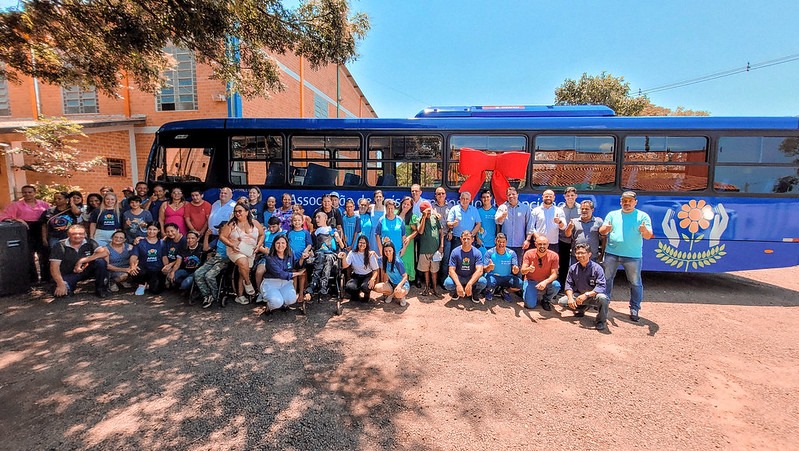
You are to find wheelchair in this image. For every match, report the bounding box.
[302,251,347,316]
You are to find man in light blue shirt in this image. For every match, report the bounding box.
[447,191,481,248]
[599,191,653,322]
[495,186,530,262]
[483,233,522,302]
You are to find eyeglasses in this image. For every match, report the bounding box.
[537,258,543,267]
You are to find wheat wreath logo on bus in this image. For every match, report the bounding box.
[656,199,729,271]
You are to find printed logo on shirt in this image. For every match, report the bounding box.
[146,248,158,262]
[460,256,471,272]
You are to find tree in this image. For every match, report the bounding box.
[0,117,104,177]
[555,72,649,116]
[0,0,369,99]
[640,102,709,116]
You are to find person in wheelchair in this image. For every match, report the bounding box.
[339,235,379,303]
[259,235,306,314]
[305,210,345,301]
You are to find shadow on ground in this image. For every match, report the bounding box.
[0,288,428,450]
[611,271,799,307]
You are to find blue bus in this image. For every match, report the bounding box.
[145,105,799,273]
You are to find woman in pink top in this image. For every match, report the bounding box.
[1,185,51,283]
[159,187,187,236]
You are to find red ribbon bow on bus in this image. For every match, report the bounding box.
[458,148,530,205]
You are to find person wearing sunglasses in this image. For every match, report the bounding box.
[520,236,560,310]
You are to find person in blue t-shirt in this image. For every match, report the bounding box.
[129,223,166,295]
[599,191,653,322]
[375,241,409,307]
[341,198,362,251]
[476,189,497,251]
[483,233,523,302]
[286,212,313,303]
[444,230,487,304]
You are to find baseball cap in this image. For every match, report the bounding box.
[419,200,432,211]
[329,191,340,198]
[122,186,134,193]
[621,191,637,199]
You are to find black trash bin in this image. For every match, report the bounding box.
[0,221,31,296]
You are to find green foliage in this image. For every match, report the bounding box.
[0,0,369,99]
[0,117,104,178]
[33,182,83,204]
[555,72,649,116]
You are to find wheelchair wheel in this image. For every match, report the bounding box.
[335,299,342,316]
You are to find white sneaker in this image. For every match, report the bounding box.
[399,298,407,307]
[255,294,264,303]
[235,295,250,305]
[108,282,119,293]
[385,295,394,304]
[134,285,146,296]
[244,283,256,295]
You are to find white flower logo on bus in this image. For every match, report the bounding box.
[656,199,729,271]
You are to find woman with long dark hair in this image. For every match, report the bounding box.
[375,240,409,306]
[340,235,379,303]
[260,234,306,313]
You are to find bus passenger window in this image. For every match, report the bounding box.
[532,135,615,190]
[230,135,284,186]
[449,135,527,190]
[622,136,708,192]
[715,136,799,194]
[290,135,361,186]
[367,135,443,188]
[152,147,211,183]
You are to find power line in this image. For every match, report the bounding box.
[635,53,799,96]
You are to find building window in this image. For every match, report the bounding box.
[0,75,10,116]
[62,85,98,114]
[107,158,126,177]
[156,46,198,111]
[314,94,327,118]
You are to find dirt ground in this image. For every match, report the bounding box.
[1,266,798,450]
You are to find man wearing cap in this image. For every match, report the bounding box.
[119,186,136,213]
[329,191,345,215]
[599,191,653,322]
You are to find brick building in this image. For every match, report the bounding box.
[0,50,376,205]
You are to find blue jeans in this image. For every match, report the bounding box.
[522,279,561,309]
[486,274,523,292]
[602,253,643,312]
[444,274,487,296]
[173,269,194,291]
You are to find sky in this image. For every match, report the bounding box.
[345,0,799,118]
[2,0,797,119]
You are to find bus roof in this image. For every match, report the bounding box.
[156,115,799,134]
[414,105,617,118]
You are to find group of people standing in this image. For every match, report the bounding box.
[2,182,653,329]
